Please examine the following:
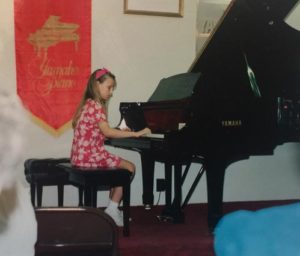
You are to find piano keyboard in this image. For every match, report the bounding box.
[143,133,165,139]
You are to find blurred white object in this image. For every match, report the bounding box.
[0,91,37,256]
[284,1,300,31]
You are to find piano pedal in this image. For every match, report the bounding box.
[156,214,174,222]
[157,207,185,224]
[144,204,152,210]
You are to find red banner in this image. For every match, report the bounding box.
[14,0,91,136]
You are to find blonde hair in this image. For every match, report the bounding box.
[72,69,116,128]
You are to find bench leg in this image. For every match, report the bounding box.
[78,187,84,206]
[91,187,97,207]
[83,187,97,207]
[37,185,43,207]
[57,185,64,207]
[123,182,130,237]
[30,184,36,207]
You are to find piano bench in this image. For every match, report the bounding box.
[57,163,132,237]
[24,158,82,207]
[35,207,119,256]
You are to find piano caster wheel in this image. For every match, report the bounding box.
[144,204,152,210]
[156,215,174,222]
[157,209,185,224]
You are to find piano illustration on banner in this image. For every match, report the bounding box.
[28,15,80,57]
[106,0,300,231]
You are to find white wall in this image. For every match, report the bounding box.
[0,0,300,208]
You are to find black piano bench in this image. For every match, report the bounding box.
[57,163,132,237]
[24,158,77,207]
[35,207,119,256]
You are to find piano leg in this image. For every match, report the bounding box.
[140,151,155,207]
[159,163,184,223]
[165,163,172,207]
[172,163,184,223]
[159,163,173,221]
[205,157,227,232]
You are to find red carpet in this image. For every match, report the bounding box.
[117,200,297,256]
[119,204,213,256]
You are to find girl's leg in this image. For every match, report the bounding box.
[110,159,135,203]
[105,159,136,226]
[110,186,122,203]
[118,159,136,173]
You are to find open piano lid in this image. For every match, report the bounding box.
[189,0,300,98]
[186,0,300,151]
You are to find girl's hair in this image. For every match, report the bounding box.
[72,68,116,128]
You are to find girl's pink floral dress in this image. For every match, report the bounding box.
[71,99,121,168]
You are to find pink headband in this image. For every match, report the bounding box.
[95,68,110,80]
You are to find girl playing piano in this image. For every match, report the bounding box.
[71,68,150,226]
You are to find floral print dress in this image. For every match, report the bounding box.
[71,99,121,168]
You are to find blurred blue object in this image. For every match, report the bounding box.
[214,202,300,256]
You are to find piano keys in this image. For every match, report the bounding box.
[106,0,300,231]
[106,73,201,222]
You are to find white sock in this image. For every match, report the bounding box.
[104,199,124,227]
[106,199,119,212]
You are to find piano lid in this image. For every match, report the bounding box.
[189,0,300,99]
[181,0,300,155]
[148,72,201,102]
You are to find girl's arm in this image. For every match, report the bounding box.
[99,121,151,139]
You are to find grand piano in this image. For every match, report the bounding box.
[106,0,300,230]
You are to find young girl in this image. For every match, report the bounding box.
[71,68,150,226]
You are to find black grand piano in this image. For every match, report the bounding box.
[106,0,300,231]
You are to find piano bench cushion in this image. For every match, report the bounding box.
[57,163,132,187]
[24,158,71,184]
[57,162,132,237]
[24,158,73,207]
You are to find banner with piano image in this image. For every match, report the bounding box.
[14,0,91,136]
